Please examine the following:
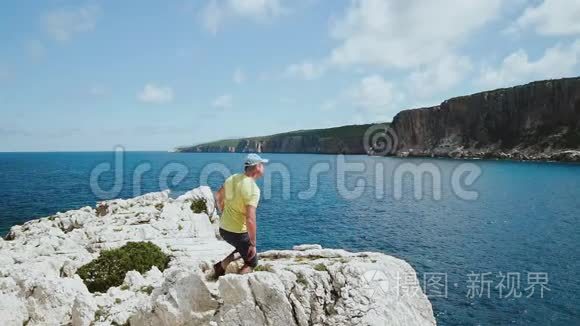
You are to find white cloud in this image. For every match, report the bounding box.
[233,68,246,84]
[318,75,402,121]
[512,0,580,36]
[137,84,174,104]
[200,0,284,34]
[328,0,501,69]
[229,0,283,18]
[478,40,580,89]
[407,55,473,99]
[285,0,500,81]
[42,4,100,42]
[284,61,326,80]
[347,75,398,112]
[201,0,225,34]
[212,94,233,109]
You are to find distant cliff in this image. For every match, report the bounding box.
[391,77,580,161]
[176,124,375,154]
[176,77,580,162]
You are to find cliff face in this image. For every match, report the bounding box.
[214,135,363,154]
[391,77,580,161]
[0,186,436,326]
[178,77,580,162]
[178,124,374,155]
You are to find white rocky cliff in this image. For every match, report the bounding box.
[0,186,436,325]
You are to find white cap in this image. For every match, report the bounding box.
[244,153,269,166]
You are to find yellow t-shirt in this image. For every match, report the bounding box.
[219,173,260,233]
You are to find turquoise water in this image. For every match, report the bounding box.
[0,152,578,325]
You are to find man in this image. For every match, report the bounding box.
[213,153,268,277]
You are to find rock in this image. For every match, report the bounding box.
[71,291,98,326]
[0,186,436,325]
[0,292,28,326]
[391,77,580,162]
[247,272,296,325]
[215,272,301,325]
[24,276,90,325]
[293,244,322,251]
[124,271,146,289]
[132,270,219,325]
[214,274,267,326]
[145,266,163,284]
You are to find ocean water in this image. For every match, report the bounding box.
[0,152,578,325]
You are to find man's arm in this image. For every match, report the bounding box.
[243,181,259,261]
[215,186,225,212]
[245,205,257,247]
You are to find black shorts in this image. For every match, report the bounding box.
[219,228,258,268]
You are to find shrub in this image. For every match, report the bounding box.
[77,242,170,293]
[140,285,154,295]
[94,308,108,322]
[314,263,328,272]
[190,197,208,215]
[296,273,308,286]
[95,203,109,217]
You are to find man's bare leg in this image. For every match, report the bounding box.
[238,264,253,274]
[220,251,236,271]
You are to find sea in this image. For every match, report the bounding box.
[0,152,578,325]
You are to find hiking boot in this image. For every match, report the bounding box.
[213,261,225,278]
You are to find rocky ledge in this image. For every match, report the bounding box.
[0,186,435,326]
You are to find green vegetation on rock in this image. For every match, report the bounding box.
[314,263,328,272]
[77,241,170,293]
[296,273,308,286]
[140,285,154,295]
[254,264,274,272]
[190,197,208,215]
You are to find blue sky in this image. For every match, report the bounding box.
[0,0,579,151]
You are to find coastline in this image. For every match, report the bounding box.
[177,77,580,163]
[0,186,436,325]
[175,149,580,164]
